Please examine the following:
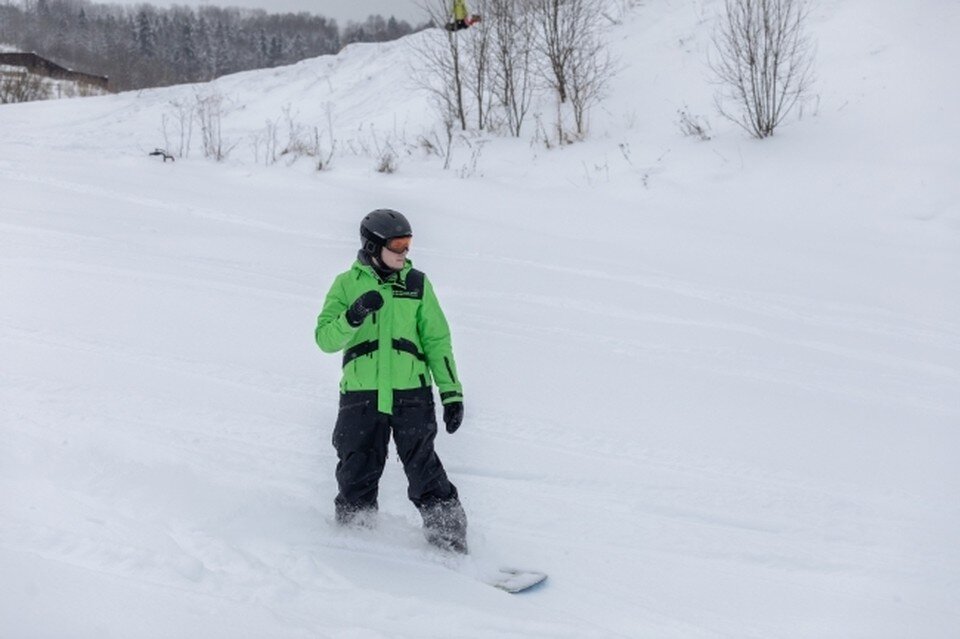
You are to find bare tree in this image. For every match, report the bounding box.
[161,99,195,158]
[0,70,49,103]
[462,0,493,130]
[531,0,614,141]
[488,0,536,136]
[195,92,237,161]
[532,0,578,104]
[710,0,815,138]
[567,18,616,136]
[413,0,614,144]
[414,0,469,130]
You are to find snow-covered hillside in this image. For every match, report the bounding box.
[2,1,958,637]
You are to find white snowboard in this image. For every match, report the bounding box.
[487,568,548,593]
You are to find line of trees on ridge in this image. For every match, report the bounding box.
[0,0,428,91]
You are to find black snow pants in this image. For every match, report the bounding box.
[332,387,467,551]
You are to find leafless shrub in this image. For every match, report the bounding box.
[463,0,494,130]
[418,135,438,156]
[259,103,338,170]
[376,150,398,174]
[531,0,617,140]
[360,125,401,174]
[413,0,616,146]
[437,113,456,169]
[457,134,486,178]
[530,112,554,150]
[159,92,234,161]
[75,81,102,98]
[676,106,712,141]
[567,22,617,137]
[531,0,578,104]
[52,80,105,99]
[248,116,283,166]
[606,0,641,24]
[710,0,815,138]
[312,126,338,171]
[488,0,537,137]
[413,0,469,131]
[280,104,311,159]
[0,70,49,103]
[314,102,338,171]
[196,92,233,161]
[161,99,194,158]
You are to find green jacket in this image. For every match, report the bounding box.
[315,258,463,415]
[453,0,468,21]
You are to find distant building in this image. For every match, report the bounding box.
[0,52,109,90]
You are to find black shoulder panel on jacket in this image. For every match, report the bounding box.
[394,268,425,300]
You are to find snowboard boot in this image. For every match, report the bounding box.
[418,496,468,554]
[335,498,378,529]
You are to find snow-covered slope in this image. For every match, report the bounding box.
[2,1,958,637]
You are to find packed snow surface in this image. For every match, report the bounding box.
[2,1,958,637]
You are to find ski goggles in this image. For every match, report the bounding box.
[385,236,412,253]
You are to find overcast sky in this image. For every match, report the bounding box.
[101,0,426,26]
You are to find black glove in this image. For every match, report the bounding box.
[345,290,384,327]
[443,401,464,434]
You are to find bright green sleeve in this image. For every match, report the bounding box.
[315,274,358,353]
[418,277,463,403]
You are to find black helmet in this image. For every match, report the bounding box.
[360,209,412,256]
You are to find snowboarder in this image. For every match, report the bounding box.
[446,0,481,31]
[314,209,468,554]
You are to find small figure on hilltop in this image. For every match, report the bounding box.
[446,0,482,31]
[314,209,468,554]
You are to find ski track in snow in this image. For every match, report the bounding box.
[3,153,958,634]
